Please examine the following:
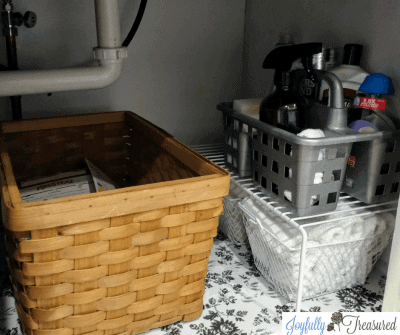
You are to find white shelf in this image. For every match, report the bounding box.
[191,143,398,223]
[191,143,398,311]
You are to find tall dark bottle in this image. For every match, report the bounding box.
[259,70,304,132]
[259,43,323,133]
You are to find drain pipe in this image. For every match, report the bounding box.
[0,0,127,97]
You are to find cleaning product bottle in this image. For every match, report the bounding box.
[267,33,296,95]
[319,43,369,124]
[290,45,326,102]
[259,43,322,133]
[260,70,298,129]
[349,73,396,132]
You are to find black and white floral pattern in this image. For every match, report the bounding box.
[0,231,386,335]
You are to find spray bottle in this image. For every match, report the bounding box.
[259,43,322,133]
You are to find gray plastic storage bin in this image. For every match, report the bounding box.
[342,130,400,204]
[217,102,388,217]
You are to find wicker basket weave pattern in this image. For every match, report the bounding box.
[0,111,230,335]
[5,199,222,335]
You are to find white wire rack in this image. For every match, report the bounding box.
[190,144,248,244]
[190,143,398,311]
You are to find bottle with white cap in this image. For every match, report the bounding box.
[319,44,370,124]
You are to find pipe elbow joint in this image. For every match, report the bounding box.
[95,59,124,89]
[91,47,128,89]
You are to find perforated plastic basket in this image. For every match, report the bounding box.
[218,102,388,216]
[342,130,400,204]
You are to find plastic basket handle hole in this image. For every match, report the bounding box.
[390,182,399,193]
[332,170,341,181]
[227,153,232,164]
[285,143,292,156]
[386,141,395,153]
[314,172,323,184]
[285,167,292,179]
[242,124,249,133]
[252,128,258,140]
[234,120,240,131]
[233,138,238,149]
[380,163,390,175]
[261,176,267,188]
[375,185,385,196]
[272,182,278,195]
[225,116,231,126]
[396,161,400,173]
[311,194,320,206]
[262,155,267,167]
[273,138,280,151]
[254,170,258,182]
[284,190,292,202]
[272,161,279,174]
[327,192,337,204]
[233,157,238,168]
[253,150,258,161]
[226,135,232,146]
[318,149,326,161]
[262,133,268,145]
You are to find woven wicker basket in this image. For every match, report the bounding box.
[0,111,230,335]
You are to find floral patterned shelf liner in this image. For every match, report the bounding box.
[0,232,386,335]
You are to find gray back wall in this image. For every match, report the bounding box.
[0,0,246,145]
[242,0,400,122]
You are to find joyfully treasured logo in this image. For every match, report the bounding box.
[283,312,398,334]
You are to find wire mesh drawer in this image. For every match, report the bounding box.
[238,195,395,301]
[219,180,249,244]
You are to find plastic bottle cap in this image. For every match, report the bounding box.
[359,73,395,95]
[343,44,363,66]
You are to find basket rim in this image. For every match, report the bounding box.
[0,111,230,231]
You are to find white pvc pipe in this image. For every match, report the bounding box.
[0,61,123,96]
[0,0,126,97]
[95,0,122,48]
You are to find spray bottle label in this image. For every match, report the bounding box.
[353,97,386,111]
[300,78,316,97]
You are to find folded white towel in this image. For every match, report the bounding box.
[297,129,325,138]
[319,226,346,245]
[273,243,355,298]
[307,222,347,243]
[240,195,394,300]
[283,190,320,205]
[314,172,324,184]
[241,197,301,249]
[373,215,387,236]
[286,240,322,266]
[379,212,395,235]
[297,129,326,161]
